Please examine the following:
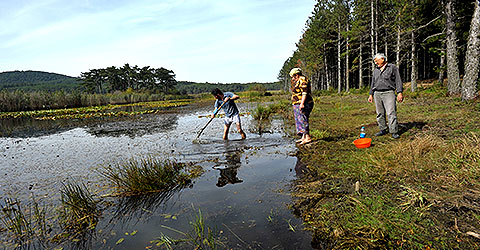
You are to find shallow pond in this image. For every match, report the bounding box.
[0,102,314,249]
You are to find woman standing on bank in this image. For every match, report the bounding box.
[290,68,314,145]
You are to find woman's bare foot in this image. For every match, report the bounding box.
[299,139,312,145]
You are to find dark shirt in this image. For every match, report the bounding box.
[369,63,403,95]
[214,92,239,117]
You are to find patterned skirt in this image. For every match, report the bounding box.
[293,102,313,135]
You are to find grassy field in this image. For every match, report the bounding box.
[288,84,480,249]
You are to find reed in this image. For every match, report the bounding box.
[0,196,51,247]
[151,208,222,250]
[59,182,100,232]
[102,158,199,196]
[252,100,290,121]
[0,89,191,112]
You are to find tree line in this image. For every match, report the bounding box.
[176,81,281,95]
[80,64,177,94]
[279,0,480,100]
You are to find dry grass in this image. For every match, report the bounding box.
[288,86,480,249]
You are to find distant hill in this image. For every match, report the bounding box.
[0,70,82,92]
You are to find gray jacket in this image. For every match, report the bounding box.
[369,63,403,95]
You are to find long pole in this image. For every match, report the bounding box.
[195,100,227,139]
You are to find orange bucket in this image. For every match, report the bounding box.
[353,138,372,148]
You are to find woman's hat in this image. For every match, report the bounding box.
[289,68,302,77]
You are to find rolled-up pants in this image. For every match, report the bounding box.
[374,90,398,134]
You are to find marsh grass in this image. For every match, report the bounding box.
[103,158,202,196]
[289,85,480,249]
[0,196,51,248]
[252,100,290,121]
[0,99,192,120]
[59,182,100,233]
[151,208,222,250]
[0,89,192,112]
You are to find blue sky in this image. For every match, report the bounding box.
[0,0,315,83]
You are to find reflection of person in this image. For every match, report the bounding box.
[211,88,246,140]
[294,158,309,177]
[368,53,404,139]
[215,149,243,187]
[290,68,314,145]
[216,167,243,187]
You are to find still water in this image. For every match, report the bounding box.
[0,102,314,249]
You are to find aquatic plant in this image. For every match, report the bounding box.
[252,100,290,121]
[0,196,51,247]
[0,99,192,120]
[188,208,219,249]
[103,158,202,196]
[150,208,223,250]
[59,182,100,232]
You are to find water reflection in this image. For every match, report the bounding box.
[0,113,180,139]
[110,185,191,225]
[294,157,310,177]
[0,117,83,138]
[213,143,244,187]
[85,114,179,138]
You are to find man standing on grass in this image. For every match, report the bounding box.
[368,53,404,139]
[211,88,246,140]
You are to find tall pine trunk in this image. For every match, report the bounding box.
[445,0,461,94]
[371,0,375,72]
[375,0,378,55]
[338,22,342,94]
[411,30,417,92]
[346,18,350,92]
[325,44,330,91]
[396,26,401,65]
[439,42,446,84]
[359,38,364,89]
[461,0,480,100]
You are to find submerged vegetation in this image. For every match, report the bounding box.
[286,84,480,249]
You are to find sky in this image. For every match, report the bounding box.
[0,0,315,83]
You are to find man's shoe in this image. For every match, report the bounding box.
[375,130,388,136]
[391,133,400,139]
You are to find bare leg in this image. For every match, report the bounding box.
[236,123,246,139]
[223,123,231,140]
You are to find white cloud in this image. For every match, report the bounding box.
[0,0,314,83]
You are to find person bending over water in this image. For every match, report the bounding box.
[211,88,246,140]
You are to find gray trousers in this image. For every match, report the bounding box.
[374,90,398,134]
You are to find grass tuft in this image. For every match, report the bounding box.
[59,182,100,232]
[151,207,223,250]
[102,157,202,196]
[0,196,51,247]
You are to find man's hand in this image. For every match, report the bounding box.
[299,103,305,110]
[224,97,231,102]
[368,95,373,103]
[211,114,215,118]
[397,93,404,102]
